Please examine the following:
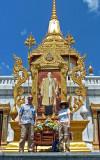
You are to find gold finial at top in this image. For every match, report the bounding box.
[89,65,93,74]
[65,34,75,47]
[51,0,57,20]
[24,33,36,49]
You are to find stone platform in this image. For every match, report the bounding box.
[0,152,100,160]
[1,141,91,152]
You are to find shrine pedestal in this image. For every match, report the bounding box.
[70,120,90,152]
[10,121,21,141]
[6,120,91,152]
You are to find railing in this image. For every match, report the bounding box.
[0,75,100,88]
[85,76,100,85]
[0,76,32,86]
[67,76,100,86]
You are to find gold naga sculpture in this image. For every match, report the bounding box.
[10,54,29,120]
[13,54,29,106]
[65,34,87,113]
[10,34,36,120]
[70,56,86,113]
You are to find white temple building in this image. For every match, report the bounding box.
[0,0,100,152]
[0,73,100,149]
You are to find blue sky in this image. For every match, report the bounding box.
[0,0,100,75]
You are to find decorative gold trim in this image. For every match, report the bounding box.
[70,55,86,113]
[13,55,29,107]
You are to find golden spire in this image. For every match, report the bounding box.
[48,0,61,34]
[51,0,57,20]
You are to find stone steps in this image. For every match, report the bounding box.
[0,152,100,160]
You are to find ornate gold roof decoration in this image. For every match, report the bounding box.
[31,41,68,69]
[28,0,82,62]
[45,53,54,62]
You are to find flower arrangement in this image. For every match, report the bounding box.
[35,122,44,131]
[35,118,59,132]
[44,119,58,131]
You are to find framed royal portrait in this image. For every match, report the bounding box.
[37,69,61,113]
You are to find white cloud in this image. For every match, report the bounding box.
[6,65,10,69]
[83,0,100,12]
[1,62,5,66]
[20,29,27,36]
[1,62,11,71]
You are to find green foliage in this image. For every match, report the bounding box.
[35,118,59,131]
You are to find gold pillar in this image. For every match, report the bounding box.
[31,66,38,108]
[91,103,100,150]
[61,68,67,101]
[0,103,10,145]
